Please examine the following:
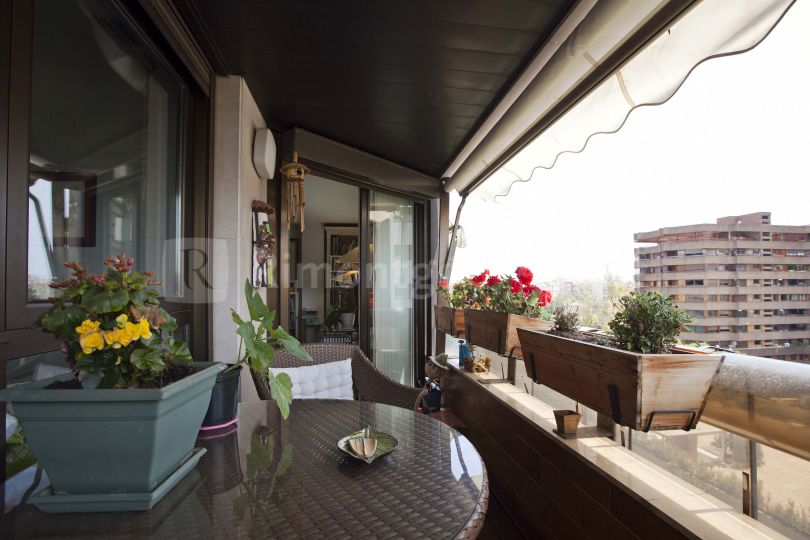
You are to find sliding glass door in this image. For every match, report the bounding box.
[369,192,415,386]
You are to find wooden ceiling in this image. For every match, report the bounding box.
[191,0,575,178]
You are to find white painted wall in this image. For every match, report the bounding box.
[299,175,358,323]
[211,75,268,402]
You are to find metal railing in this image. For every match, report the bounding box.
[701,350,810,462]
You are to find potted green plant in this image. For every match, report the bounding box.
[518,292,725,431]
[324,304,356,331]
[0,254,225,512]
[434,276,470,338]
[202,280,311,429]
[463,267,554,357]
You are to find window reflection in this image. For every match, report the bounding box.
[449,433,484,490]
[26,0,182,301]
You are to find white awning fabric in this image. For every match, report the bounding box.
[457,0,795,200]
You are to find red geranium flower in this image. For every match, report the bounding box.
[538,290,552,307]
[486,275,502,286]
[515,266,533,286]
[438,279,449,288]
[522,284,539,297]
[509,278,521,295]
[471,273,487,286]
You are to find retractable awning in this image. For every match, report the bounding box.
[445,0,796,199]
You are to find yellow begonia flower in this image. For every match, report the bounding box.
[75,319,100,336]
[139,318,152,340]
[79,331,105,355]
[125,321,141,341]
[117,325,136,347]
[115,314,129,328]
[103,330,123,349]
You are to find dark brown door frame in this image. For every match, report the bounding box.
[358,189,371,353]
[0,0,10,335]
[3,0,33,330]
[413,200,429,384]
[0,0,11,507]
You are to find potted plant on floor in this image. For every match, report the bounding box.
[518,292,725,431]
[202,279,311,429]
[0,254,225,512]
[324,304,356,332]
[463,267,554,357]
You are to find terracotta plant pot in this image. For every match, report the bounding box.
[463,309,552,358]
[518,329,725,431]
[435,305,465,338]
[553,410,581,435]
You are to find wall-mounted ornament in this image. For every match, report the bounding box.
[280,151,309,232]
[251,200,276,287]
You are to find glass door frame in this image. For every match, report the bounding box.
[358,188,430,386]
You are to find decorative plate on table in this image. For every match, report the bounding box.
[338,427,398,464]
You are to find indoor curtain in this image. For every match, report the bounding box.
[370,192,415,386]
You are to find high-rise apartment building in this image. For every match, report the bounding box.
[635,212,810,362]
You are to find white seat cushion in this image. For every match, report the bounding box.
[270,358,353,400]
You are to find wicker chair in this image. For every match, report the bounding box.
[251,343,422,410]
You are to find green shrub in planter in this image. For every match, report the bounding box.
[608,291,692,354]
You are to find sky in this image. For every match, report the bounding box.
[450,0,810,284]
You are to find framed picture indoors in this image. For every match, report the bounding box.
[28,171,97,248]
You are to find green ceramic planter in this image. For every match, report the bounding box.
[0,362,225,502]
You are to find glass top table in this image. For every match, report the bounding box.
[5,400,487,539]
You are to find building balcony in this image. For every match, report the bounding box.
[681,329,810,342]
[676,301,810,312]
[636,270,810,282]
[636,255,810,268]
[442,338,810,540]
[639,285,810,295]
[684,315,810,326]
[635,242,810,255]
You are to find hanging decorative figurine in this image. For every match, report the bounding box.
[251,199,275,287]
[280,150,309,232]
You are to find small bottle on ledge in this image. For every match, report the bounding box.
[458,340,468,369]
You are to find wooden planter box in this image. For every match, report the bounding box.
[435,305,465,338]
[517,329,724,431]
[463,309,552,358]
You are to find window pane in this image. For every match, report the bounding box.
[370,192,414,386]
[27,0,182,301]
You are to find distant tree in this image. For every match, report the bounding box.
[548,271,632,331]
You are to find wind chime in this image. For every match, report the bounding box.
[280,151,309,232]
